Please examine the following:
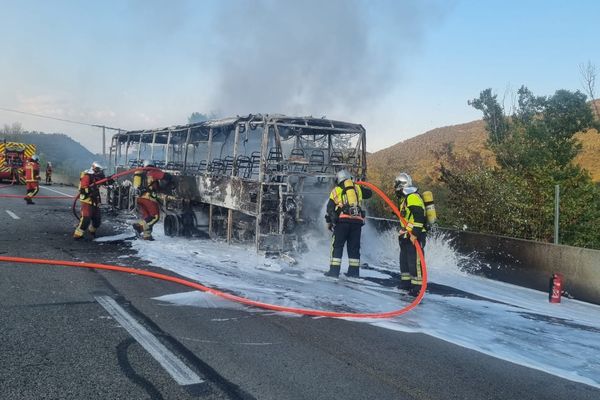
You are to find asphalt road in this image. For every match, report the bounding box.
[1,183,599,400]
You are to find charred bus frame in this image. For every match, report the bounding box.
[108,114,367,253]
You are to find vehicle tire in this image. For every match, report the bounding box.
[164,214,180,237]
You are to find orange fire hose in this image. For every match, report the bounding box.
[357,180,427,304]
[71,167,163,220]
[0,193,73,199]
[0,179,427,318]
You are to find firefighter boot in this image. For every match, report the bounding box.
[408,285,422,297]
[141,222,154,241]
[324,265,340,278]
[73,228,85,240]
[24,197,34,205]
[132,223,143,235]
[345,265,360,278]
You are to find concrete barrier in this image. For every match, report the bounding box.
[445,229,600,305]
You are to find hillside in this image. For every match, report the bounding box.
[368,120,493,185]
[0,131,97,176]
[369,103,600,186]
[574,128,600,179]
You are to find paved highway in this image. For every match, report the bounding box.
[1,183,599,400]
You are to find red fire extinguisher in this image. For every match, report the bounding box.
[549,273,563,303]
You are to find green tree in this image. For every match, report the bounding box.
[442,86,600,249]
[467,88,509,145]
[2,122,23,135]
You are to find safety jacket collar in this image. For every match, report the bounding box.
[402,186,418,195]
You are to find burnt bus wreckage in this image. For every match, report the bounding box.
[108,114,367,254]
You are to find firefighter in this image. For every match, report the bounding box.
[45,162,53,184]
[73,162,113,240]
[23,154,40,204]
[132,160,171,240]
[395,172,426,296]
[324,169,372,278]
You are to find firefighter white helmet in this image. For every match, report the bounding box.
[142,160,155,168]
[336,169,352,184]
[395,172,417,195]
[30,154,39,162]
[394,172,412,190]
[91,161,104,173]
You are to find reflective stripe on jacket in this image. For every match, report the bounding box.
[134,169,166,202]
[79,172,103,206]
[329,179,364,221]
[399,192,426,234]
[24,161,39,183]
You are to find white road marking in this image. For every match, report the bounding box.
[95,295,204,386]
[39,186,74,197]
[5,210,20,220]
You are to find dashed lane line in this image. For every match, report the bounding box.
[5,210,20,220]
[95,295,204,386]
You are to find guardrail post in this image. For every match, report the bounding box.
[554,184,560,244]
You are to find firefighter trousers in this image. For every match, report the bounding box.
[330,221,362,269]
[399,235,426,288]
[25,183,39,199]
[74,203,101,238]
[136,198,160,238]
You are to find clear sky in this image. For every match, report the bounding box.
[1,0,599,153]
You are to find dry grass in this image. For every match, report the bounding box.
[368,120,494,183]
[575,128,600,181]
[369,100,600,183]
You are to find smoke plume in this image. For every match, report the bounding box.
[210,0,449,118]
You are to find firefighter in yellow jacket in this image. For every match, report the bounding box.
[395,172,426,296]
[324,169,372,278]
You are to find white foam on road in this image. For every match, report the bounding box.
[94,232,136,242]
[129,225,600,389]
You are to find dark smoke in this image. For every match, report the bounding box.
[210,0,450,117]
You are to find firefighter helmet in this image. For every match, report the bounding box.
[142,160,155,168]
[394,172,412,190]
[30,154,39,162]
[395,172,417,195]
[91,161,104,173]
[336,169,352,184]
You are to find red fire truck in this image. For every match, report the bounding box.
[0,141,37,184]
